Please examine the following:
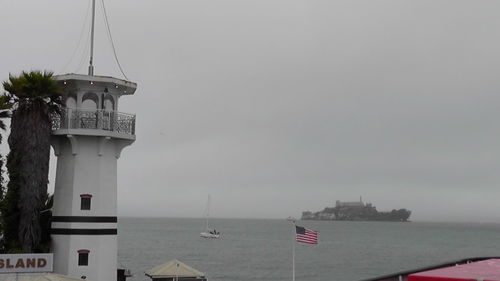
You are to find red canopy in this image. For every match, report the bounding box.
[408,259,500,281]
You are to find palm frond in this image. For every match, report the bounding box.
[3,70,62,113]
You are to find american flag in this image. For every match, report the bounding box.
[295,225,318,244]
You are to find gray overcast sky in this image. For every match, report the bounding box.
[1,0,500,222]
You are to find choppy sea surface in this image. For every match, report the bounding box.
[117,218,500,281]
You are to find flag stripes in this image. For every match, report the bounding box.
[295,225,318,244]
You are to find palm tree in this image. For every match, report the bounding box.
[0,95,11,132]
[2,71,61,252]
[0,95,12,252]
[0,95,12,196]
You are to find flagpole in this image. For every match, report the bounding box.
[292,220,295,281]
[287,217,296,281]
[290,222,318,281]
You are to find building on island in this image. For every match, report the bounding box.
[302,197,411,222]
[335,196,368,208]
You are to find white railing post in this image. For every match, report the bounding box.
[97,109,102,130]
[67,108,72,129]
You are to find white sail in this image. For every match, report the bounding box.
[200,195,220,238]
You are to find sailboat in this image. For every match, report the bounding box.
[200,195,220,238]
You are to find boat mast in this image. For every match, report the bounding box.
[205,195,210,230]
[88,0,96,76]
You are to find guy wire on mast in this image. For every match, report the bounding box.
[59,0,131,79]
[59,0,92,74]
[101,0,129,80]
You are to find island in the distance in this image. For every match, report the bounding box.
[302,197,411,222]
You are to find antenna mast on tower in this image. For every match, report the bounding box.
[88,0,96,76]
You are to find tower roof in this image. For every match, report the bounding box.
[54,73,137,96]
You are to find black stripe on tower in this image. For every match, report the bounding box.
[51,228,117,235]
[52,216,117,223]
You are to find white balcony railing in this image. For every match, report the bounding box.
[52,108,136,136]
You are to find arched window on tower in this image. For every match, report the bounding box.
[66,96,77,109]
[82,92,98,110]
[80,93,98,128]
[103,95,114,112]
[65,95,78,128]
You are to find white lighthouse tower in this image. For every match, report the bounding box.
[50,1,136,281]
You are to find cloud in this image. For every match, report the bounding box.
[2,0,500,222]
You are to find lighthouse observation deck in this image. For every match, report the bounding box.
[51,73,137,140]
[52,108,136,139]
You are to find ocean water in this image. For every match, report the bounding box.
[117,218,500,281]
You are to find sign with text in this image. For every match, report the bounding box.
[0,253,53,273]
